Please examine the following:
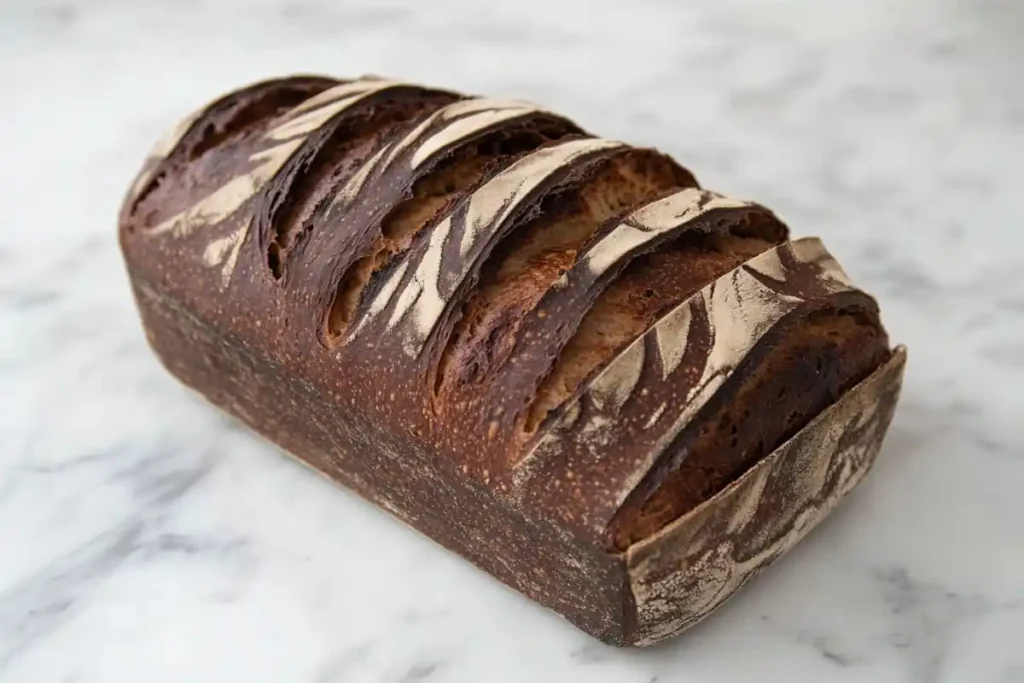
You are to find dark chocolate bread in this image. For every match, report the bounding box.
[119,75,905,646]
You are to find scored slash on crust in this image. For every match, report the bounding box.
[511,237,862,534]
[351,138,627,357]
[140,78,416,286]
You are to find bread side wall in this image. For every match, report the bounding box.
[128,273,632,643]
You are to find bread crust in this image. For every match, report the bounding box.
[119,75,904,645]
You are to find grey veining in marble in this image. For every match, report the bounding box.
[1,0,1022,681]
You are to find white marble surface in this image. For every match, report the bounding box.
[2,0,1023,680]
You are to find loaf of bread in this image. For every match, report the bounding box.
[119,75,906,646]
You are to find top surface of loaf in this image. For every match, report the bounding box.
[120,75,888,548]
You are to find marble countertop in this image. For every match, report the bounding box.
[2,0,1022,681]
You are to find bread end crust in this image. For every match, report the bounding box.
[623,346,906,646]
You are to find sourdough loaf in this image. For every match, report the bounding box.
[119,75,905,645]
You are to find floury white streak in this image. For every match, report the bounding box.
[408,99,548,169]
[580,188,751,277]
[202,219,252,288]
[330,97,555,214]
